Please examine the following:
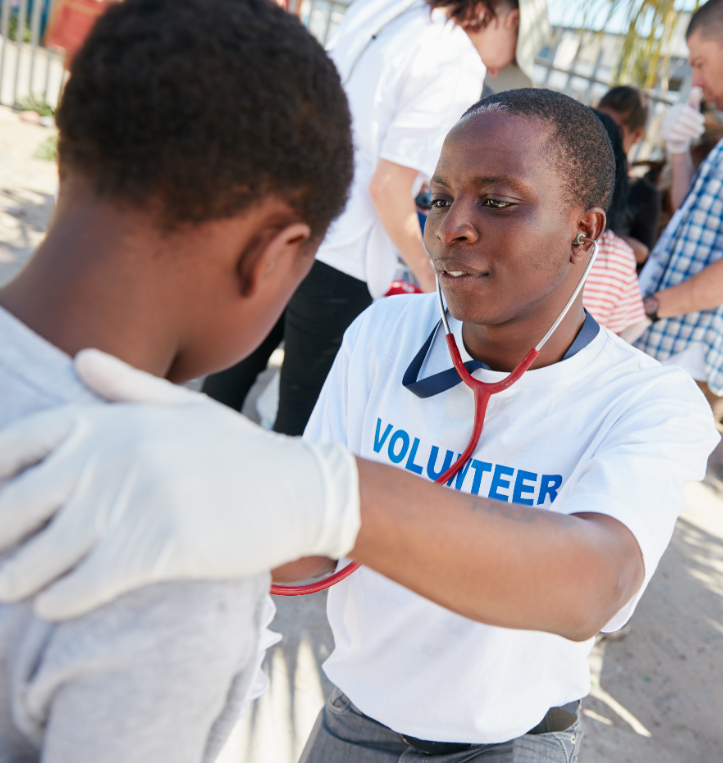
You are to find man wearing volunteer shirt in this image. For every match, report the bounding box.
[288,88,717,761]
[635,0,723,411]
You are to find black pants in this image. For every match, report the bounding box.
[203,260,372,436]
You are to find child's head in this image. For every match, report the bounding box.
[54,0,353,380]
[597,86,648,153]
[425,88,613,328]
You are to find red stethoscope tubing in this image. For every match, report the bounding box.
[270,558,361,596]
[270,239,598,597]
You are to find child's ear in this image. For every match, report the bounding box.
[631,127,645,146]
[236,221,312,297]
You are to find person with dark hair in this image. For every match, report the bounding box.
[635,0,723,419]
[582,110,648,341]
[599,85,649,146]
[598,86,661,262]
[273,88,710,761]
[202,0,551,435]
[0,0,359,759]
[0,81,715,761]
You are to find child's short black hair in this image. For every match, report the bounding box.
[56,0,353,239]
[599,86,649,133]
[462,89,615,212]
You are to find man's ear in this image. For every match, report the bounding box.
[571,207,606,264]
[237,221,312,297]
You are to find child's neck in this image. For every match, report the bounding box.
[0,194,184,379]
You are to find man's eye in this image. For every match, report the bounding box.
[431,199,450,209]
[482,198,512,209]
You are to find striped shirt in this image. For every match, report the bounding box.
[583,230,646,334]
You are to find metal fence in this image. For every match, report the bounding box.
[0,0,692,163]
[0,0,66,109]
[532,26,692,162]
[0,0,349,110]
[299,0,353,46]
[295,5,690,160]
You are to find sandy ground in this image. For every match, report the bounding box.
[1,106,722,762]
[0,105,57,282]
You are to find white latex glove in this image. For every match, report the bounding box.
[0,349,360,621]
[660,87,705,155]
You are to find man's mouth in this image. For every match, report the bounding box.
[436,266,488,280]
[441,270,469,278]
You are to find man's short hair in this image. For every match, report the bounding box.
[599,86,649,133]
[687,0,723,40]
[56,0,353,238]
[462,89,615,212]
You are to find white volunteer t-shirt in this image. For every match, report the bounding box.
[319,2,485,298]
[305,294,718,744]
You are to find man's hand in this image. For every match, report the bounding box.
[0,350,360,620]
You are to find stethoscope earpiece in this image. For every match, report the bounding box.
[573,232,586,246]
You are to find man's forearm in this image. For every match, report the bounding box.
[670,151,695,212]
[656,256,723,318]
[351,459,644,642]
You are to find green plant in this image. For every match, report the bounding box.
[35,134,58,162]
[17,94,55,118]
[8,14,32,43]
[568,0,699,93]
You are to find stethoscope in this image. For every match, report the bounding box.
[270,236,599,596]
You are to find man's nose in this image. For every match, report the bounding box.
[434,203,479,245]
[691,71,705,88]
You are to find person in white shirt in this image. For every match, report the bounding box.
[271,89,716,761]
[202,0,550,436]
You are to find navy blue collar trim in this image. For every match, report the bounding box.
[402,311,600,399]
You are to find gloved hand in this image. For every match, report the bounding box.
[0,350,360,621]
[660,87,705,155]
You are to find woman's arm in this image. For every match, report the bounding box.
[369,159,436,293]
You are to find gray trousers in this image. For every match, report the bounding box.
[299,689,582,763]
